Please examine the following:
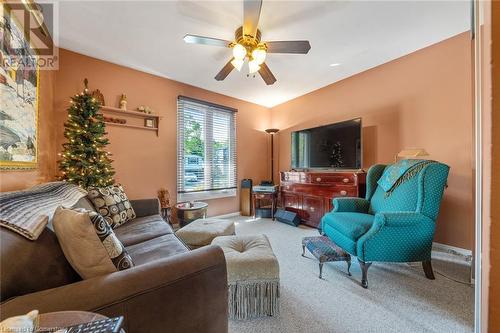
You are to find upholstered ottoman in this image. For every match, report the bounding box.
[212,234,280,320]
[175,218,235,249]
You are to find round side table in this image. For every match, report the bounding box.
[175,201,208,227]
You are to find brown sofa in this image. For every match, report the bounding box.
[0,197,228,333]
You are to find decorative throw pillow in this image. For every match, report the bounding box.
[86,184,136,228]
[52,206,134,279]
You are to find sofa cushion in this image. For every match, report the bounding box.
[126,234,189,265]
[86,184,136,228]
[322,212,374,241]
[52,207,134,279]
[72,197,97,212]
[114,215,173,247]
[175,218,235,248]
[0,228,80,301]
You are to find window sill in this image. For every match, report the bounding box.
[178,189,237,202]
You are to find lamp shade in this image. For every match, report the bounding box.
[252,48,267,65]
[231,58,244,71]
[248,59,261,74]
[232,44,247,60]
[265,128,279,134]
[397,148,429,158]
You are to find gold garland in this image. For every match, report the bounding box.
[384,160,435,197]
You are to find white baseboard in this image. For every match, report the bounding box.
[432,242,473,261]
[212,211,240,219]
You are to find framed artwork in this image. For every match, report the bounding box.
[145,118,154,128]
[0,5,39,169]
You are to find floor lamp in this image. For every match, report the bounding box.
[265,128,279,184]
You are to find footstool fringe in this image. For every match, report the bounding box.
[228,279,280,320]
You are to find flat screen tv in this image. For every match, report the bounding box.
[291,118,362,170]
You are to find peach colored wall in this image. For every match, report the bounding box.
[0,70,57,192]
[1,35,475,250]
[53,49,271,217]
[270,33,474,250]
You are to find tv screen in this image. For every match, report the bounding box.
[291,118,362,169]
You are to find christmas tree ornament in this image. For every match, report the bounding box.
[119,94,127,110]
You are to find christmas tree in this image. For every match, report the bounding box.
[58,79,115,188]
[330,141,344,168]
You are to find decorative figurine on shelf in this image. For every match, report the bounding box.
[91,89,105,106]
[137,105,153,114]
[158,188,172,225]
[103,116,126,124]
[119,94,127,110]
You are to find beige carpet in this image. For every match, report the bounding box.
[227,216,474,333]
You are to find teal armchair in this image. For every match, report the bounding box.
[320,161,449,288]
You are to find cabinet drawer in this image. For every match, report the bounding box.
[332,186,358,197]
[254,193,273,200]
[282,193,300,209]
[310,174,356,185]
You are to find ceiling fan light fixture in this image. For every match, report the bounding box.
[231,58,245,71]
[252,47,267,65]
[232,43,247,60]
[248,59,261,74]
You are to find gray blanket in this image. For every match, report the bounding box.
[0,181,88,240]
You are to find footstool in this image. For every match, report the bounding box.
[212,234,280,320]
[302,236,351,279]
[175,218,235,249]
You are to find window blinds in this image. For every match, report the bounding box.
[177,96,237,198]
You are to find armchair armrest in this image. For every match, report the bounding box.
[357,212,434,262]
[130,198,160,217]
[373,211,433,228]
[332,197,370,213]
[0,246,228,333]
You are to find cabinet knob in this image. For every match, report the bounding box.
[340,190,347,196]
[343,178,349,183]
[287,202,292,206]
[316,177,322,182]
[310,207,315,212]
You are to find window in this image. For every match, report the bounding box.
[177,96,237,201]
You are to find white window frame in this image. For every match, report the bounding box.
[177,96,237,202]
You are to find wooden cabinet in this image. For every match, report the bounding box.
[280,171,366,228]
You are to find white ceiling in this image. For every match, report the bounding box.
[55,1,470,107]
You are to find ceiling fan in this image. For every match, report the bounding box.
[183,0,311,85]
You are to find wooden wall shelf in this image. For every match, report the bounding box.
[100,106,160,136]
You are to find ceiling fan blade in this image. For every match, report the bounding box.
[258,63,277,85]
[243,0,262,37]
[215,58,235,81]
[265,41,311,54]
[183,34,232,48]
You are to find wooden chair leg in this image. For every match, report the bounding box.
[422,260,435,280]
[358,259,372,289]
